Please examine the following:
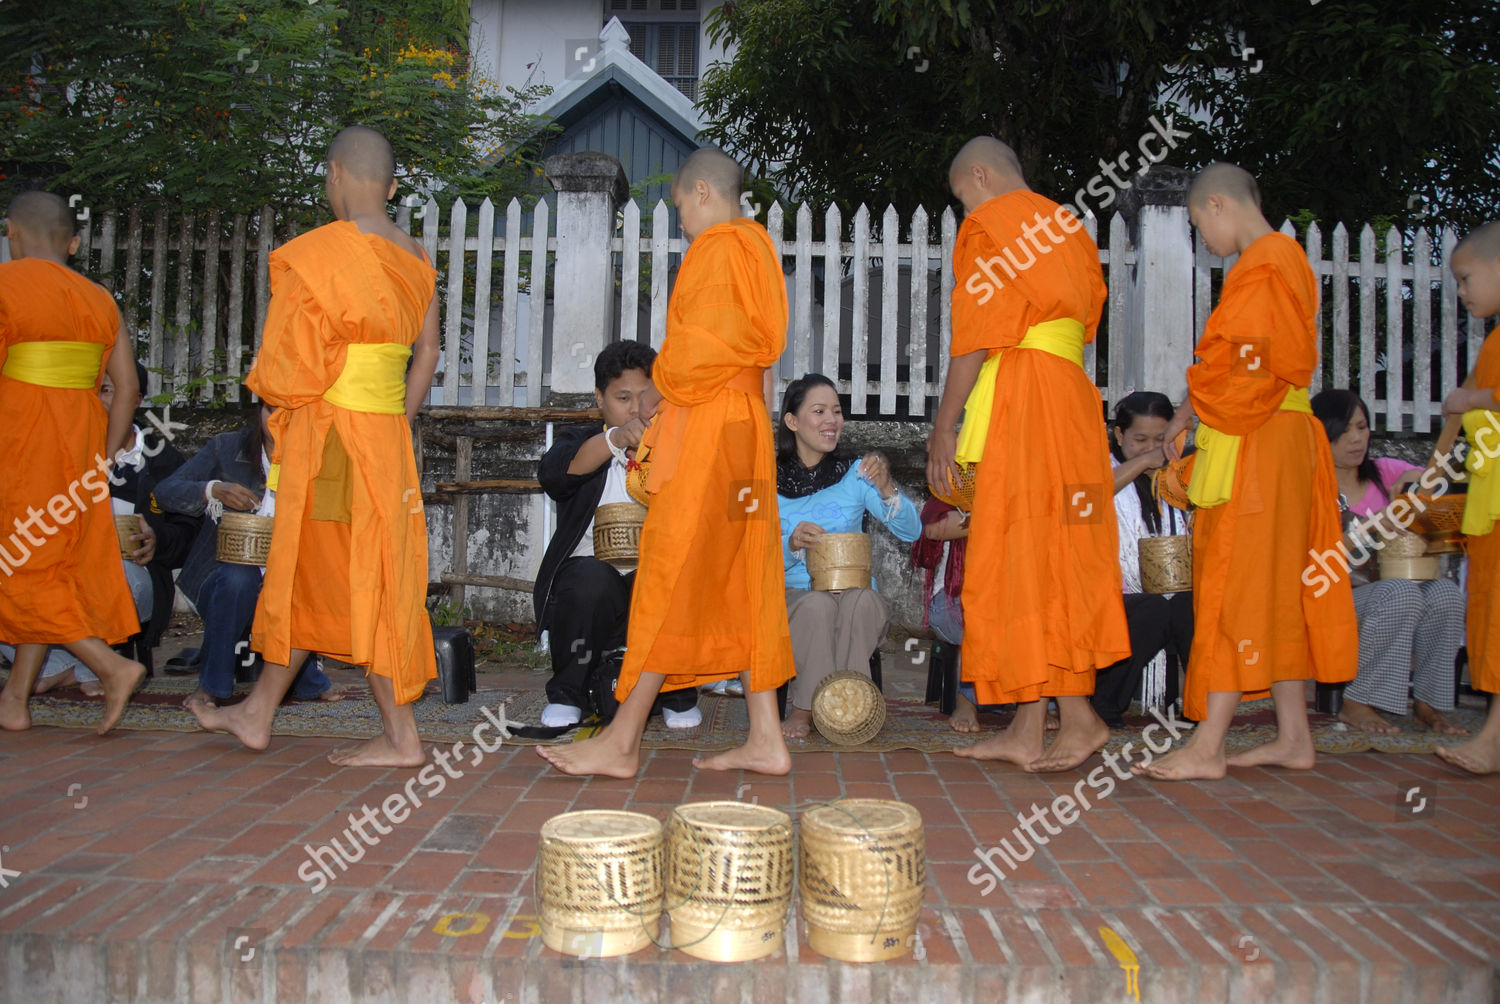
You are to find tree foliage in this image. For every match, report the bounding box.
[699,0,1500,230]
[0,0,554,219]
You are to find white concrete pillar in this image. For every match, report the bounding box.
[545,152,629,396]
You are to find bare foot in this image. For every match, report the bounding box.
[1338,698,1399,735]
[1133,743,1227,781]
[1026,717,1110,773]
[1224,733,1316,770]
[955,728,1044,766]
[693,732,792,775]
[1435,738,1500,775]
[1413,700,1469,736]
[0,692,30,731]
[949,694,980,734]
[81,680,104,698]
[315,684,357,703]
[536,731,640,779]
[189,694,272,751]
[184,688,218,710]
[95,659,145,735]
[1045,711,1060,732]
[781,706,812,740]
[33,668,77,694]
[327,734,426,768]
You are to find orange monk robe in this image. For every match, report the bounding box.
[951,192,1130,705]
[246,222,437,705]
[615,218,795,700]
[0,259,138,645]
[1462,327,1500,694]
[1183,232,1357,720]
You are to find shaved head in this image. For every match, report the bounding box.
[949,137,1025,185]
[7,191,75,248]
[1456,221,1500,262]
[672,147,743,201]
[1189,162,1261,209]
[328,125,396,186]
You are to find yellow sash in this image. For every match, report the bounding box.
[1,341,105,388]
[1461,408,1500,535]
[955,318,1086,464]
[267,343,412,492]
[1187,386,1312,508]
[323,343,411,415]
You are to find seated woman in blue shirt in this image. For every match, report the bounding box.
[776,374,921,738]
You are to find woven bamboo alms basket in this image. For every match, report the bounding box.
[664,801,794,962]
[1153,455,1195,512]
[1138,535,1192,594]
[799,799,926,962]
[1378,530,1439,581]
[811,669,886,746]
[113,514,140,558]
[1406,492,1466,536]
[536,810,664,958]
[807,532,871,591]
[593,501,647,570]
[928,462,977,512]
[216,512,274,567]
[624,460,652,507]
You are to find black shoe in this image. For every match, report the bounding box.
[162,650,203,676]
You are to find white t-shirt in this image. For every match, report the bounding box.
[571,457,631,575]
[1112,458,1188,595]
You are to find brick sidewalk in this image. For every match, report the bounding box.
[1,702,1497,1002]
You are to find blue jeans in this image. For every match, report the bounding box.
[197,563,329,701]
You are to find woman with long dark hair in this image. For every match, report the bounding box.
[776,374,921,739]
[1311,389,1467,735]
[1092,392,1194,726]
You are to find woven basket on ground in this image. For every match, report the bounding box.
[664,801,794,962]
[799,799,926,962]
[535,809,664,958]
[811,669,886,746]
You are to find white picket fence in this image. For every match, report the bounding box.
[3,199,1491,433]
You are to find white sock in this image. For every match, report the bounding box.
[541,703,582,728]
[662,705,702,729]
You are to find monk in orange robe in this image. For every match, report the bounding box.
[0,191,146,734]
[189,126,440,767]
[538,147,794,778]
[926,137,1130,773]
[1435,221,1500,775]
[1137,163,1357,781]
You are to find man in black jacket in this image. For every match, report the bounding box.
[15,361,196,691]
[533,341,700,729]
[152,404,333,707]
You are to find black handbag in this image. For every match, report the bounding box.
[587,647,627,723]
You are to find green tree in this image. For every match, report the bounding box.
[0,0,553,219]
[699,0,1500,229]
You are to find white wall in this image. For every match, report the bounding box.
[700,2,730,81]
[471,0,604,99]
[471,1,730,108]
